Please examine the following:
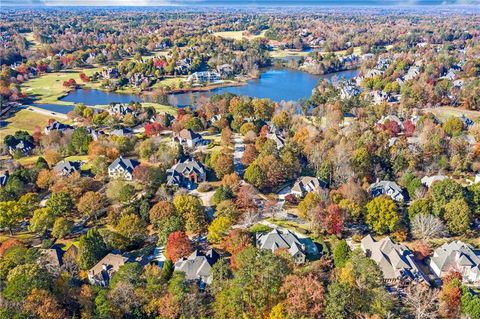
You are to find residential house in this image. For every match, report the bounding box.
[108,156,140,180]
[8,139,34,156]
[216,64,234,78]
[53,160,82,177]
[361,235,428,283]
[291,176,327,197]
[421,175,447,188]
[39,247,64,275]
[430,241,480,285]
[173,129,203,148]
[167,158,206,189]
[339,82,361,99]
[369,180,405,202]
[88,253,129,287]
[174,249,220,285]
[109,103,134,117]
[256,228,307,264]
[110,127,133,137]
[0,171,8,187]
[44,121,74,135]
[266,131,286,150]
[101,67,119,79]
[187,71,221,83]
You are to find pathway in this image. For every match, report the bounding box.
[233,133,245,177]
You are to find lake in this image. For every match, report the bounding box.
[31,68,359,113]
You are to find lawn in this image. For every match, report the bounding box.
[22,67,101,104]
[0,108,66,139]
[270,49,311,59]
[153,77,185,89]
[23,32,42,51]
[424,106,480,122]
[213,29,267,41]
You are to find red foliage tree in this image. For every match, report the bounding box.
[165,231,193,262]
[79,73,91,82]
[222,229,251,269]
[144,122,162,137]
[404,120,416,137]
[313,203,344,236]
[384,120,401,137]
[0,238,25,257]
[439,271,462,319]
[280,273,325,318]
[241,144,258,166]
[235,184,258,212]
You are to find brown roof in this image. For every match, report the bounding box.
[88,253,128,277]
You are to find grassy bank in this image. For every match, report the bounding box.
[0,108,67,139]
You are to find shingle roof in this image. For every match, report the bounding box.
[256,228,305,256]
[291,176,326,194]
[174,249,219,282]
[430,241,480,281]
[108,156,139,174]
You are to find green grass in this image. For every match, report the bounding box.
[153,77,185,89]
[270,49,311,59]
[213,30,267,41]
[22,67,101,104]
[23,32,42,51]
[0,231,35,244]
[0,108,66,139]
[424,106,480,122]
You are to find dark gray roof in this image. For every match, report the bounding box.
[174,249,219,282]
[108,156,140,174]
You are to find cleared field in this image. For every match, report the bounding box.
[23,32,42,51]
[153,77,185,89]
[22,67,101,104]
[424,106,480,121]
[270,49,311,58]
[213,29,267,40]
[0,108,66,139]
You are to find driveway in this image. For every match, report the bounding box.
[233,134,245,177]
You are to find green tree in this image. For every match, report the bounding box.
[51,217,72,239]
[115,213,148,248]
[46,192,74,217]
[71,127,93,154]
[443,116,464,137]
[297,192,321,219]
[431,179,464,216]
[184,117,203,132]
[78,229,108,269]
[29,208,55,235]
[244,162,266,189]
[212,186,234,205]
[173,194,206,234]
[444,199,471,235]
[0,200,24,235]
[333,240,351,268]
[365,196,400,234]
[208,216,233,243]
[461,286,480,319]
[408,198,432,219]
[3,263,52,301]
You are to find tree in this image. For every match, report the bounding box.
[23,288,67,319]
[461,286,480,319]
[208,216,233,244]
[444,199,471,235]
[78,228,108,269]
[173,194,206,234]
[253,98,275,121]
[222,229,252,268]
[3,263,52,301]
[211,151,234,179]
[36,169,56,189]
[212,186,234,205]
[333,240,351,268]
[149,200,176,226]
[443,117,464,137]
[165,231,193,262]
[51,217,72,239]
[115,213,148,248]
[44,149,62,167]
[313,203,344,236]
[408,198,432,219]
[241,144,258,166]
[29,208,55,235]
[280,273,325,319]
[244,162,266,189]
[71,127,93,154]
[431,179,464,216]
[403,285,439,319]
[365,196,400,234]
[77,191,107,221]
[0,200,24,235]
[46,192,74,217]
[215,200,240,220]
[439,272,462,319]
[411,214,447,240]
[297,192,321,219]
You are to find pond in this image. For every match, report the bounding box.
[30,67,359,113]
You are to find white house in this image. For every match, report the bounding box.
[108,156,140,180]
[173,129,203,148]
[291,176,327,197]
[369,180,405,202]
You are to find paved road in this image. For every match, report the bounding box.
[233,134,245,177]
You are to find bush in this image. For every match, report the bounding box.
[249,223,272,233]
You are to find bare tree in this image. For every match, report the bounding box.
[404,284,439,319]
[411,214,447,240]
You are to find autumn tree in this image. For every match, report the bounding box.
[165,231,193,262]
[280,273,325,318]
[439,272,463,319]
[23,288,67,319]
[443,199,471,235]
[411,214,447,240]
[77,191,107,221]
[297,192,321,219]
[173,194,206,234]
[365,196,400,234]
[78,228,108,269]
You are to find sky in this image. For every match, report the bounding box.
[2,0,479,7]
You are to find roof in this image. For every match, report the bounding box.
[88,253,128,281]
[256,228,305,256]
[430,241,480,281]
[39,247,63,269]
[369,180,405,201]
[421,175,447,188]
[178,129,201,141]
[174,249,219,281]
[0,171,9,187]
[291,176,326,194]
[361,235,425,281]
[53,160,82,175]
[167,158,205,184]
[108,156,139,174]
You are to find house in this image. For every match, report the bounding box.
[101,67,119,79]
[266,131,286,150]
[53,160,82,177]
[369,180,405,202]
[421,175,447,188]
[256,228,307,264]
[0,171,8,187]
[86,127,105,141]
[44,121,73,135]
[110,127,133,137]
[291,176,327,197]
[8,139,34,156]
[167,158,206,189]
[339,82,361,99]
[173,129,203,148]
[88,253,129,287]
[109,103,134,117]
[108,156,140,180]
[149,247,167,268]
[39,247,64,275]
[361,235,428,283]
[174,249,220,285]
[187,71,221,83]
[216,64,234,77]
[430,241,480,285]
